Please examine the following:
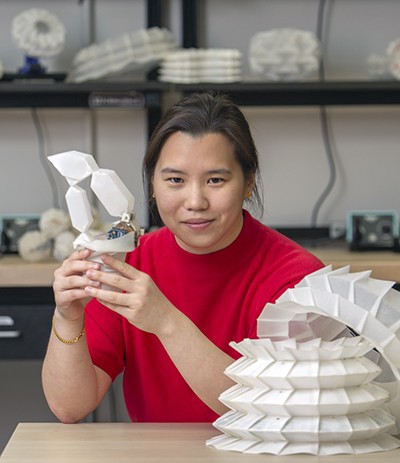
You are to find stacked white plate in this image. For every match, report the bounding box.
[158,48,242,83]
[207,266,400,455]
[67,27,178,83]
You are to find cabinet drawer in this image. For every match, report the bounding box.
[0,287,54,359]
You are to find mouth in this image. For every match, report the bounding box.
[182,218,213,229]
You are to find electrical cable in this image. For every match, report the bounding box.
[310,0,337,227]
[31,108,60,209]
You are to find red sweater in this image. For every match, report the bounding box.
[85,210,323,422]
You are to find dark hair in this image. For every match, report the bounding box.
[143,92,263,221]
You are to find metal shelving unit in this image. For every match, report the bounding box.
[0,0,167,138]
[177,0,400,107]
[174,80,400,106]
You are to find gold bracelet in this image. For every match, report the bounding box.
[52,314,85,345]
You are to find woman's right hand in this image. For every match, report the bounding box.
[53,248,102,321]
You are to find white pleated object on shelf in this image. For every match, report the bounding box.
[11,8,66,58]
[248,28,320,81]
[67,27,178,83]
[207,266,400,455]
[158,48,242,83]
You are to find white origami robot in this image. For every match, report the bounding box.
[48,150,143,263]
[207,266,400,455]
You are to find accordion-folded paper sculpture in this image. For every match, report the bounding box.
[67,27,177,83]
[207,266,400,455]
[158,48,242,83]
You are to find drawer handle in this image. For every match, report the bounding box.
[0,330,21,338]
[0,316,21,338]
[0,316,15,326]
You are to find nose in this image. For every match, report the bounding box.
[184,184,209,211]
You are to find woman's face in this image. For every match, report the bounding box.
[152,131,252,255]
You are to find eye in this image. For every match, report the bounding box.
[208,177,224,185]
[168,177,184,184]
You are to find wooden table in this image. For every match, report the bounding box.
[0,255,59,287]
[309,245,400,282]
[1,423,400,463]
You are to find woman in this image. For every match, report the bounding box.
[42,92,323,423]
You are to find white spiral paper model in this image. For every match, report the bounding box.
[11,8,66,58]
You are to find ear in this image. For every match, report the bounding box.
[246,174,256,197]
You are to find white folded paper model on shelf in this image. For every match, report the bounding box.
[248,28,320,81]
[158,48,242,83]
[207,266,400,455]
[48,150,144,261]
[67,27,178,83]
[12,8,66,59]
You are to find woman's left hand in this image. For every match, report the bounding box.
[84,253,174,336]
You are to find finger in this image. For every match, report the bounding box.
[85,267,128,292]
[65,248,91,263]
[57,256,101,280]
[84,285,128,307]
[100,254,141,279]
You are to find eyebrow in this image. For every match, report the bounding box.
[160,167,232,175]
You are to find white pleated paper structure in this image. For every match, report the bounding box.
[207,266,400,455]
[248,28,320,81]
[158,48,242,83]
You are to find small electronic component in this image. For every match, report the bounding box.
[107,212,143,246]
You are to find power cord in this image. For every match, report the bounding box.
[31,108,60,209]
[310,0,337,228]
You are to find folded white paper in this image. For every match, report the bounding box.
[208,266,400,455]
[48,150,143,255]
